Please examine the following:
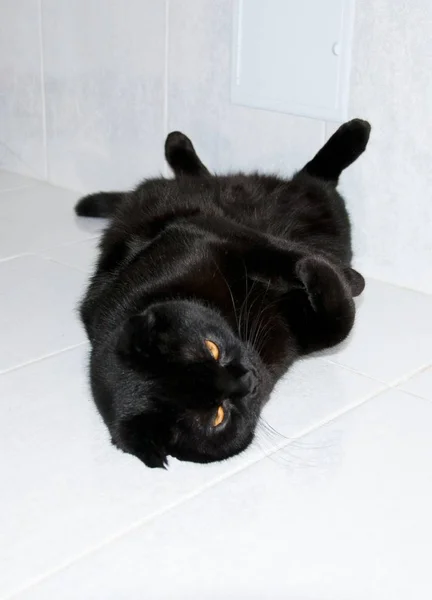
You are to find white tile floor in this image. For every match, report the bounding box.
[0,169,431,600]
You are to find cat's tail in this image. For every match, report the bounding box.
[300,119,371,185]
[75,191,125,218]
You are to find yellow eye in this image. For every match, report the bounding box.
[213,405,225,427]
[205,339,220,361]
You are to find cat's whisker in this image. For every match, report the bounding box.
[251,299,280,352]
[212,259,240,336]
[237,260,247,341]
[243,279,262,344]
[248,281,270,345]
[239,260,254,342]
[249,302,273,349]
[249,312,266,349]
[257,415,342,470]
[248,283,280,348]
[242,272,257,343]
[258,417,289,443]
[256,419,328,470]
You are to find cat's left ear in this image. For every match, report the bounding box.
[116,311,157,365]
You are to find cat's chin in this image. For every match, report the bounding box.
[165,397,262,465]
[167,436,253,465]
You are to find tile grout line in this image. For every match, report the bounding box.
[0,184,37,194]
[321,356,432,389]
[394,387,432,403]
[388,362,432,391]
[0,252,32,264]
[0,248,95,268]
[317,356,387,384]
[0,250,93,272]
[162,0,170,178]
[37,0,48,180]
[364,275,432,298]
[321,120,326,145]
[3,383,390,600]
[0,342,88,378]
[39,234,102,250]
[33,253,91,274]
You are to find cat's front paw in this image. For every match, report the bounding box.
[296,256,352,315]
[292,255,357,351]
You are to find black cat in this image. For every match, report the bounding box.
[76,119,370,469]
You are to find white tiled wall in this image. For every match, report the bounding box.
[42,0,166,191]
[0,0,431,292]
[0,0,46,178]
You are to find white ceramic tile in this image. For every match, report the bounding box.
[167,0,324,177]
[41,237,101,273]
[0,1,45,178]
[14,389,432,600]
[399,366,432,402]
[321,278,432,384]
[258,357,383,451]
[0,170,39,192]
[0,183,104,260]
[0,255,87,372]
[41,0,166,192]
[0,346,262,599]
[0,345,382,597]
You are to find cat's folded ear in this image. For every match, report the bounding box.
[116,311,156,364]
[115,414,169,469]
[290,256,359,353]
[343,267,365,297]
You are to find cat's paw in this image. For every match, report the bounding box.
[292,256,357,352]
[165,131,210,177]
[296,256,352,315]
[336,119,371,153]
[165,131,195,157]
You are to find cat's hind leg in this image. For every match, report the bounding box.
[300,119,371,185]
[165,131,210,178]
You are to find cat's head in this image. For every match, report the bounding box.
[115,299,271,468]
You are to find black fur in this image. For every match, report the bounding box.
[76,119,370,469]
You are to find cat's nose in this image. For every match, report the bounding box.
[216,364,256,398]
[227,363,248,378]
[232,370,256,398]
